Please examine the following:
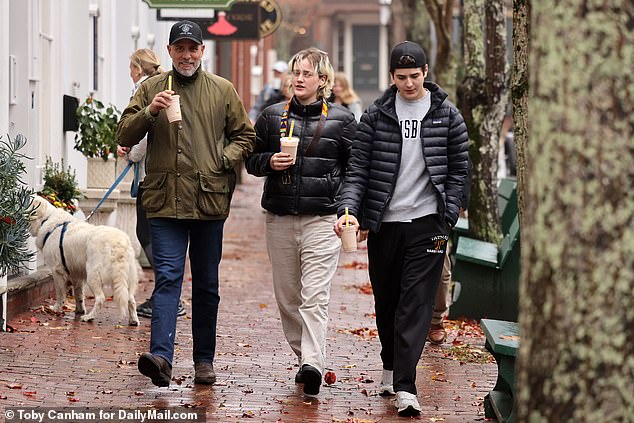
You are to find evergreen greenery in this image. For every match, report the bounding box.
[0,134,35,276]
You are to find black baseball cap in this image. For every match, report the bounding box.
[169,20,203,45]
[390,41,427,71]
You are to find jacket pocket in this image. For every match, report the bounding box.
[141,173,167,213]
[198,173,234,216]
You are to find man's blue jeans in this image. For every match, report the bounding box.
[148,218,225,366]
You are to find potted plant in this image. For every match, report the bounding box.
[75,95,120,161]
[74,95,121,189]
[0,134,35,331]
[38,157,82,214]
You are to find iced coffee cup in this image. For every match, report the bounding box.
[165,94,182,123]
[280,136,299,164]
[341,225,358,252]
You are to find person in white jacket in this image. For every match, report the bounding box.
[116,48,185,318]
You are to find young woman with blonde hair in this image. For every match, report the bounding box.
[246,48,357,397]
[333,72,362,122]
[118,48,185,318]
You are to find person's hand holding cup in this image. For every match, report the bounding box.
[280,136,299,164]
[148,76,180,122]
[334,212,359,252]
[148,89,176,117]
[270,152,294,171]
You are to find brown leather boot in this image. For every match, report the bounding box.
[194,362,216,385]
[428,323,447,345]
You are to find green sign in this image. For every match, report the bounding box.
[142,0,238,9]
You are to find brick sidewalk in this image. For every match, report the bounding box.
[0,174,496,422]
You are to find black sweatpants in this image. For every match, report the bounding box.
[367,214,448,395]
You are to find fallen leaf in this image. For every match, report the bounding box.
[237,342,252,348]
[347,282,373,295]
[7,383,22,389]
[337,327,379,339]
[68,397,80,402]
[134,391,144,396]
[181,402,202,408]
[341,261,368,270]
[65,391,75,396]
[258,303,268,309]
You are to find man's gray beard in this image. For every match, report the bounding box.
[176,64,199,77]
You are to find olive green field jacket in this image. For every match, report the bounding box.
[117,68,255,220]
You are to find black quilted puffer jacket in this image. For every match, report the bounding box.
[338,82,469,232]
[245,96,357,215]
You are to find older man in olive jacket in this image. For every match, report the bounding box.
[117,20,255,388]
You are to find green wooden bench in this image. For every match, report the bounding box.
[481,319,519,423]
[450,178,517,251]
[449,214,520,321]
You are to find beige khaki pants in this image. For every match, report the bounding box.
[265,212,341,374]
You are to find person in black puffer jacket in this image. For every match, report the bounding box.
[245,48,356,398]
[334,41,469,417]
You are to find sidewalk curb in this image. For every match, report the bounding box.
[6,268,54,320]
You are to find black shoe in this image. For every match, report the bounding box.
[136,300,186,318]
[301,364,321,397]
[294,367,304,384]
[136,299,152,318]
[138,353,172,387]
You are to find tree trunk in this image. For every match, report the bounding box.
[457,0,508,243]
[512,0,529,227]
[516,1,634,421]
[390,0,418,47]
[423,0,458,97]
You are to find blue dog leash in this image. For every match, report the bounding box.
[85,161,135,221]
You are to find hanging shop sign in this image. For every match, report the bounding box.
[157,0,281,40]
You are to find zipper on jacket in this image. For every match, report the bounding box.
[291,114,308,214]
[375,106,402,228]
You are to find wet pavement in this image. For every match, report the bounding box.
[1,174,496,422]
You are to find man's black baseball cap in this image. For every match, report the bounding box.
[390,41,427,71]
[169,20,203,45]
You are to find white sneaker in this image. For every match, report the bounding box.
[379,369,396,396]
[395,391,421,416]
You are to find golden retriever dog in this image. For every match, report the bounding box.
[29,195,139,325]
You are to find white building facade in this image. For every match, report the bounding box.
[0,0,178,191]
